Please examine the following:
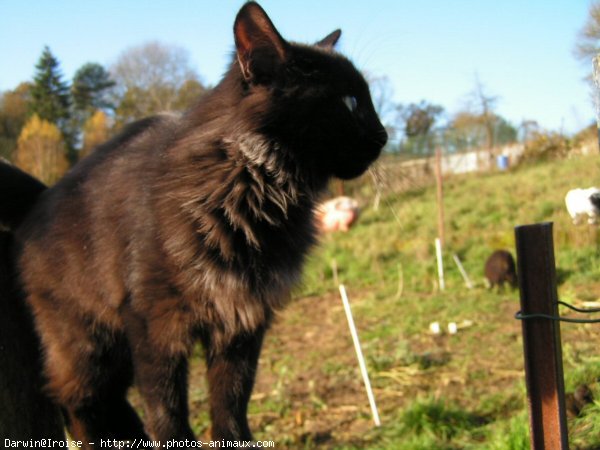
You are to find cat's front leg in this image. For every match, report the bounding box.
[125,310,196,442]
[132,342,195,441]
[202,326,266,441]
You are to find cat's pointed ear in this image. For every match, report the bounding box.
[234,2,288,83]
[316,29,342,50]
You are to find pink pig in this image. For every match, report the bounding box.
[317,196,360,232]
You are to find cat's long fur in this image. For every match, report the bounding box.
[3,2,386,445]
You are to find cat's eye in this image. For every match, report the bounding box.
[342,95,358,113]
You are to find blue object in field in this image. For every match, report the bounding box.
[497,155,509,170]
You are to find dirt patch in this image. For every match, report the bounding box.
[180,288,600,448]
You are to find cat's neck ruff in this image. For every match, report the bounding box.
[228,132,301,185]
[221,131,306,231]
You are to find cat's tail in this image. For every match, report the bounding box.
[0,160,47,230]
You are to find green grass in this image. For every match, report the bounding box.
[302,154,600,298]
[304,154,600,448]
[484,412,530,450]
[187,153,600,448]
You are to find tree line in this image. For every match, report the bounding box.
[369,0,600,160]
[0,42,205,184]
[370,74,527,160]
[0,42,523,186]
[5,0,600,187]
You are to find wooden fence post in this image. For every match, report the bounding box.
[592,55,600,152]
[0,231,64,439]
[515,222,569,450]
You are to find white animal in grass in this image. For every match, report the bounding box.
[317,196,360,232]
[565,187,600,224]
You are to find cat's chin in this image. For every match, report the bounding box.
[332,162,374,180]
[331,149,382,180]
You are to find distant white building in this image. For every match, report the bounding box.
[440,144,524,175]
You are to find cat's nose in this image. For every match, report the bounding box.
[374,127,388,147]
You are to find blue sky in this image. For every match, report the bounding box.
[0,1,595,134]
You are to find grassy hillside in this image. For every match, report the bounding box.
[184,153,600,449]
[302,153,600,300]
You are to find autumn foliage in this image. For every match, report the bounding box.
[81,110,110,159]
[15,115,68,185]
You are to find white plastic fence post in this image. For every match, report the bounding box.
[338,284,381,427]
[435,238,445,291]
[452,253,473,289]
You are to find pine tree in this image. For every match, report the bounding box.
[71,63,115,157]
[29,46,74,160]
[30,46,71,126]
[72,62,115,115]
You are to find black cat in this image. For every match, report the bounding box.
[1,2,386,445]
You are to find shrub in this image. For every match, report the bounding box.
[519,131,570,164]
